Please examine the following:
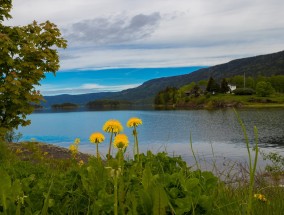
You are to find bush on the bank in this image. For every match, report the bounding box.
[256,81,275,97]
[233,88,255,95]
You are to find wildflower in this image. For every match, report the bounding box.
[113,134,129,149]
[127,117,142,128]
[254,193,267,202]
[127,117,142,161]
[89,132,105,144]
[78,160,84,167]
[17,194,28,205]
[74,138,80,145]
[103,119,123,160]
[103,119,123,134]
[69,144,78,152]
[89,132,105,158]
[43,152,48,156]
[69,144,78,159]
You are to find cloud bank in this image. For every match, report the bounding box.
[65,13,161,45]
[6,0,284,70]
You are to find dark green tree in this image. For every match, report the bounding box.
[229,75,244,88]
[269,75,284,93]
[154,87,178,105]
[191,84,201,97]
[0,1,67,139]
[220,78,230,93]
[246,77,255,89]
[206,76,220,93]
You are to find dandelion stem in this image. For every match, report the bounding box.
[133,126,140,161]
[108,131,114,160]
[96,143,99,159]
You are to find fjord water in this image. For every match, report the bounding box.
[18,109,284,162]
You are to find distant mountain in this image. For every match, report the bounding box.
[42,92,113,107]
[43,50,284,106]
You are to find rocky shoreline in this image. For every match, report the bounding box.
[8,141,91,163]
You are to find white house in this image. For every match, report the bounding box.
[228,84,236,93]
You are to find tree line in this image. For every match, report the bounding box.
[154,75,284,105]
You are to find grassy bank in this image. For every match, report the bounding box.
[176,93,284,109]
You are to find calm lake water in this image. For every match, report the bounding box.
[18,108,284,165]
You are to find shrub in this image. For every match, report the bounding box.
[233,88,255,95]
[256,81,275,97]
[4,130,23,143]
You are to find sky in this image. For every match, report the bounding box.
[4,0,284,95]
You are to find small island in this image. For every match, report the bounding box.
[86,99,132,108]
[51,102,79,109]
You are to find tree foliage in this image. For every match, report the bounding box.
[0,1,67,138]
[220,78,230,93]
[256,81,275,97]
[206,77,220,93]
[154,87,178,105]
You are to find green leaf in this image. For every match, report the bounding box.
[186,178,199,190]
[198,195,213,212]
[175,196,192,215]
[152,185,168,215]
[0,169,11,194]
[142,164,153,190]
[0,169,11,210]
[139,190,152,215]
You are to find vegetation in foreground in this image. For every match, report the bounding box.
[1,117,284,215]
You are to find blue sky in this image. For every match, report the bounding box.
[5,0,284,95]
[40,67,204,95]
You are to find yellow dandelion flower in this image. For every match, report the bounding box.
[74,138,80,145]
[103,119,123,133]
[127,117,142,127]
[69,144,78,152]
[113,134,129,149]
[254,193,267,202]
[43,152,48,156]
[90,132,105,144]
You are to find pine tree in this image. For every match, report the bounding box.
[220,78,230,93]
[206,77,220,93]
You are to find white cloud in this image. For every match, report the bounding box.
[38,83,141,96]
[4,0,284,69]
